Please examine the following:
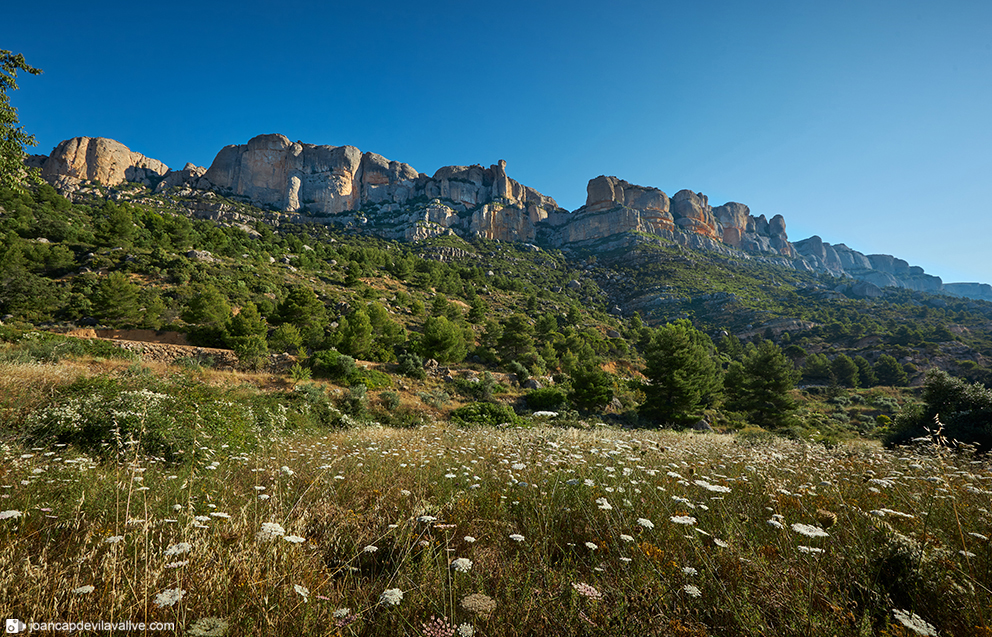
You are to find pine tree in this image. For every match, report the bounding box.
[419,315,467,363]
[831,354,860,388]
[874,354,908,387]
[854,355,877,387]
[639,319,722,426]
[725,340,800,429]
[337,307,373,360]
[226,302,269,370]
[569,364,614,412]
[498,313,535,361]
[92,272,142,326]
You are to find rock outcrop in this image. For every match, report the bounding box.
[29,133,991,301]
[543,175,794,258]
[794,236,944,293]
[39,137,169,191]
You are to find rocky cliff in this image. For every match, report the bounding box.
[28,133,991,300]
[34,137,169,192]
[793,236,945,294]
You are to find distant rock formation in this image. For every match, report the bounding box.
[28,133,991,301]
[794,236,944,293]
[541,175,794,257]
[943,283,992,302]
[38,137,169,192]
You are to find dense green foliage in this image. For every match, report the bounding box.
[639,319,722,426]
[887,369,992,451]
[725,340,800,429]
[1,178,991,440]
[0,50,42,192]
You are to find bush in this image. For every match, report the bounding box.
[417,389,451,409]
[450,401,520,427]
[345,367,392,390]
[526,387,567,411]
[451,373,505,401]
[507,360,529,386]
[886,369,992,451]
[397,351,427,379]
[311,349,356,379]
[377,391,399,411]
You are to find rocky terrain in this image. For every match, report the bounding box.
[26,134,991,300]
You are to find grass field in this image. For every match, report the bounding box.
[1,357,990,636]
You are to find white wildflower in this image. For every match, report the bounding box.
[164,542,192,556]
[637,517,654,530]
[257,522,286,541]
[670,515,697,525]
[451,557,473,572]
[72,585,95,594]
[379,587,404,606]
[294,584,309,601]
[153,587,185,607]
[283,535,306,544]
[798,545,825,554]
[509,533,525,542]
[791,523,829,538]
[0,510,21,520]
[892,609,937,636]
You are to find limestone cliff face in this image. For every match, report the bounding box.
[793,236,944,293]
[203,133,417,215]
[30,133,991,300]
[550,175,794,258]
[40,137,169,190]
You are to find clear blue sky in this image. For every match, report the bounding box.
[5,0,991,284]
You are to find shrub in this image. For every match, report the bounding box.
[450,401,520,427]
[526,387,567,411]
[379,390,401,411]
[397,351,427,379]
[417,389,451,409]
[311,349,356,379]
[886,369,992,451]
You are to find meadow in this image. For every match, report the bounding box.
[1,357,990,636]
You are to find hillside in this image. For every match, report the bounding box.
[4,174,992,443]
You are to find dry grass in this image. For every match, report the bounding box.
[1,414,990,636]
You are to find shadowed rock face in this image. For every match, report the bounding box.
[566,176,794,258]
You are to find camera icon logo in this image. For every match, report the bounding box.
[5,619,26,634]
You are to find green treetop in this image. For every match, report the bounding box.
[639,319,722,427]
[1,50,42,192]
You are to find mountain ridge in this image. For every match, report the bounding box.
[26,133,992,302]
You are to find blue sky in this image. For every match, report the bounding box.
[5,1,991,284]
